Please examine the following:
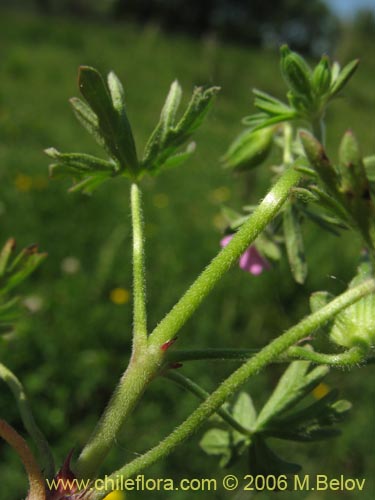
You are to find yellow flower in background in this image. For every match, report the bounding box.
[103,491,125,500]
[312,382,330,399]
[110,287,130,305]
[14,173,33,192]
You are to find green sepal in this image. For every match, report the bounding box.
[338,130,368,195]
[283,202,307,284]
[309,185,350,223]
[222,127,274,171]
[312,55,332,97]
[299,131,339,194]
[330,59,360,97]
[78,66,139,175]
[255,361,329,430]
[242,111,297,132]
[280,45,312,98]
[253,88,293,116]
[364,155,375,182]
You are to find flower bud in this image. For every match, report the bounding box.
[222,127,273,171]
[299,130,338,193]
[280,45,312,98]
[338,130,368,195]
[312,55,332,97]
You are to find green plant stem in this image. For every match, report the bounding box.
[75,351,161,479]
[131,182,148,350]
[76,168,301,479]
[149,167,301,348]
[285,345,368,366]
[167,348,260,363]
[0,363,54,478]
[165,371,251,436]
[91,278,375,499]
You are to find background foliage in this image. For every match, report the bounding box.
[0,7,374,499]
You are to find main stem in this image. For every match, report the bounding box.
[76,168,301,478]
[75,183,151,479]
[93,278,375,497]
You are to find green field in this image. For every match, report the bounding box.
[0,11,374,499]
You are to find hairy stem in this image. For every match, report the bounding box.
[91,278,375,498]
[167,348,260,363]
[131,182,148,350]
[76,168,300,478]
[149,167,301,348]
[286,345,369,366]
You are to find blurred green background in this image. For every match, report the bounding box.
[0,2,374,499]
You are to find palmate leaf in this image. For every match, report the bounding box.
[48,69,218,190]
[78,66,138,174]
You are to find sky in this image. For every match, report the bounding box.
[326,0,375,18]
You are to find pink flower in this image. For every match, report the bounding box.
[220,235,270,275]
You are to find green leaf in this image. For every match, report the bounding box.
[68,173,111,194]
[143,81,183,167]
[199,428,230,456]
[283,202,307,284]
[158,142,196,172]
[232,392,257,430]
[268,391,352,442]
[1,251,47,295]
[0,239,16,277]
[255,361,329,430]
[175,85,220,136]
[45,148,116,174]
[330,59,360,97]
[78,66,138,174]
[69,97,105,149]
